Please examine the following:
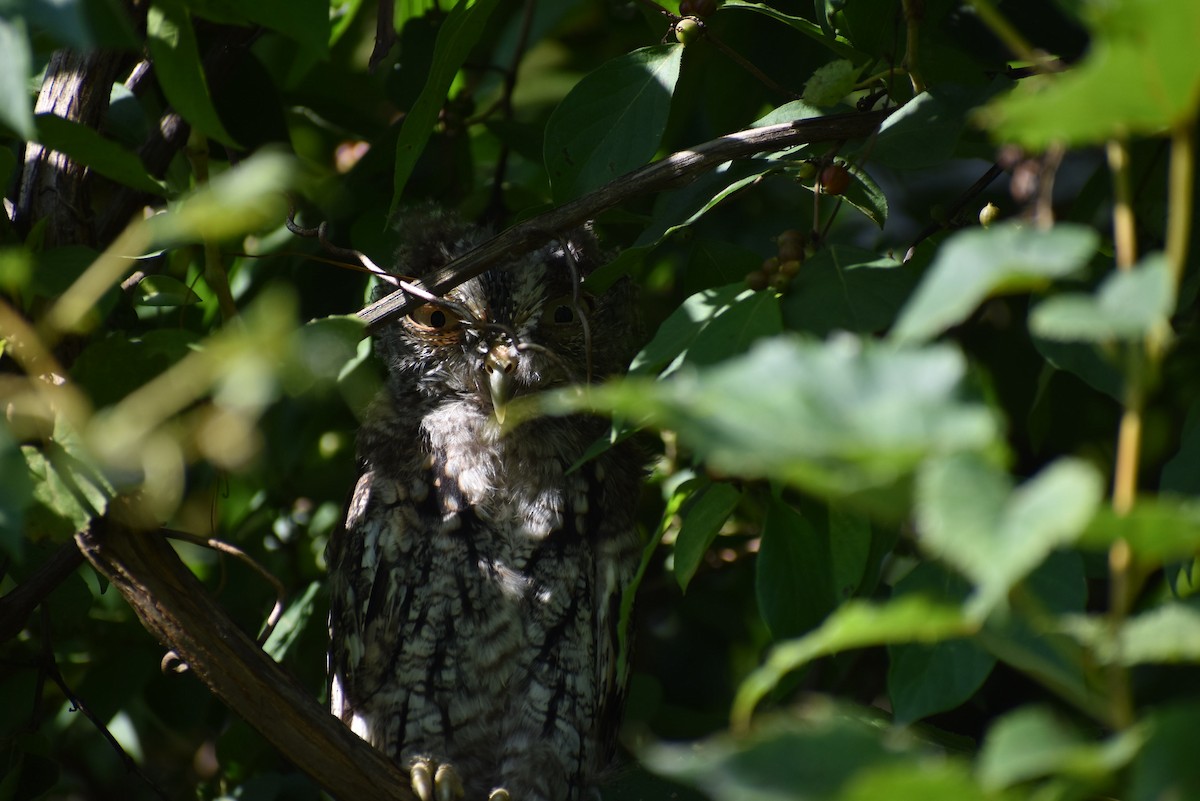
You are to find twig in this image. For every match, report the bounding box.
[0,542,85,644]
[38,606,174,801]
[904,162,1005,260]
[369,0,397,73]
[358,107,894,330]
[75,519,415,801]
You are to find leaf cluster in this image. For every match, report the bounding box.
[2,0,1200,800]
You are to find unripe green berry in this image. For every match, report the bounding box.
[675,17,702,45]
[979,202,1000,228]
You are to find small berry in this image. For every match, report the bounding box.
[679,0,695,14]
[761,256,780,275]
[795,161,818,181]
[979,202,1000,228]
[819,163,851,195]
[745,270,770,291]
[779,259,801,277]
[769,273,789,291]
[674,17,702,45]
[692,0,717,16]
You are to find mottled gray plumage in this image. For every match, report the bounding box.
[327,208,643,801]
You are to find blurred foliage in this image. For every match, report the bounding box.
[1,0,1199,799]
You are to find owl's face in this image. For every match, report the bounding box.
[376,211,635,422]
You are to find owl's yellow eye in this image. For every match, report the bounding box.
[407,303,461,332]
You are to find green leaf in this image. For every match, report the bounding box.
[842,761,998,801]
[888,563,996,725]
[238,0,330,56]
[147,151,296,246]
[545,45,683,202]
[391,0,503,208]
[1129,701,1200,801]
[34,114,166,196]
[722,1,862,61]
[647,703,907,801]
[263,581,322,662]
[630,283,782,378]
[554,336,1000,501]
[732,596,972,728]
[832,161,888,228]
[803,59,860,107]
[915,454,1103,619]
[1030,254,1175,342]
[147,0,238,147]
[1063,602,1200,666]
[0,425,33,558]
[756,498,837,639]
[978,706,1143,790]
[130,275,202,306]
[22,420,116,540]
[1078,498,1200,563]
[781,247,920,336]
[892,222,1099,344]
[673,480,741,592]
[980,0,1200,147]
[0,17,34,139]
[871,85,1005,170]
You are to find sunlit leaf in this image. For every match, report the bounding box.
[916,454,1104,619]
[0,17,35,140]
[647,702,913,801]
[723,0,862,61]
[981,0,1200,147]
[978,706,1143,790]
[1030,255,1175,342]
[892,223,1098,344]
[545,45,683,202]
[553,336,1000,501]
[630,283,781,378]
[1062,603,1200,666]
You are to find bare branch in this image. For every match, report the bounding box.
[0,542,85,645]
[76,522,416,801]
[357,107,893,331]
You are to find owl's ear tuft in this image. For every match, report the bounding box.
[388,203,489,287]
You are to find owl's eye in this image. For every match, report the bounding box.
[408,303,461,332]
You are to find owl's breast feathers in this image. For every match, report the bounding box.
[328,395,642,800]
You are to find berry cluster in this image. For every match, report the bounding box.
[745,229,813,291]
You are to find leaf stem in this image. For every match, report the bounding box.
[1104,135,1142,732]
[185,132,238,322]
[963,0,1052,72]
[1165,120,1195,292]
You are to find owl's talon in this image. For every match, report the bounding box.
[435,763,464,801]
[488,789,512,801]
[411,760,435,801]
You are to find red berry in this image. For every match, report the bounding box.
[819,163,851,195]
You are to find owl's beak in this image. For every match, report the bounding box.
[484,345,518,423]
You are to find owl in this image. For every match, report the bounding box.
[327,207,644,801]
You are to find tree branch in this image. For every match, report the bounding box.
[75,522,416,801]
[357,107,893,331]
[0,542,85,645]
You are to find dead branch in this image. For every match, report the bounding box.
[356,106,893,331]
[75,522,415,801]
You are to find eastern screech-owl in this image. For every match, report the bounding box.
[327,208,643,801]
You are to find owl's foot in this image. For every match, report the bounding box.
[488,789,511,801]
[409,759,464,801]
